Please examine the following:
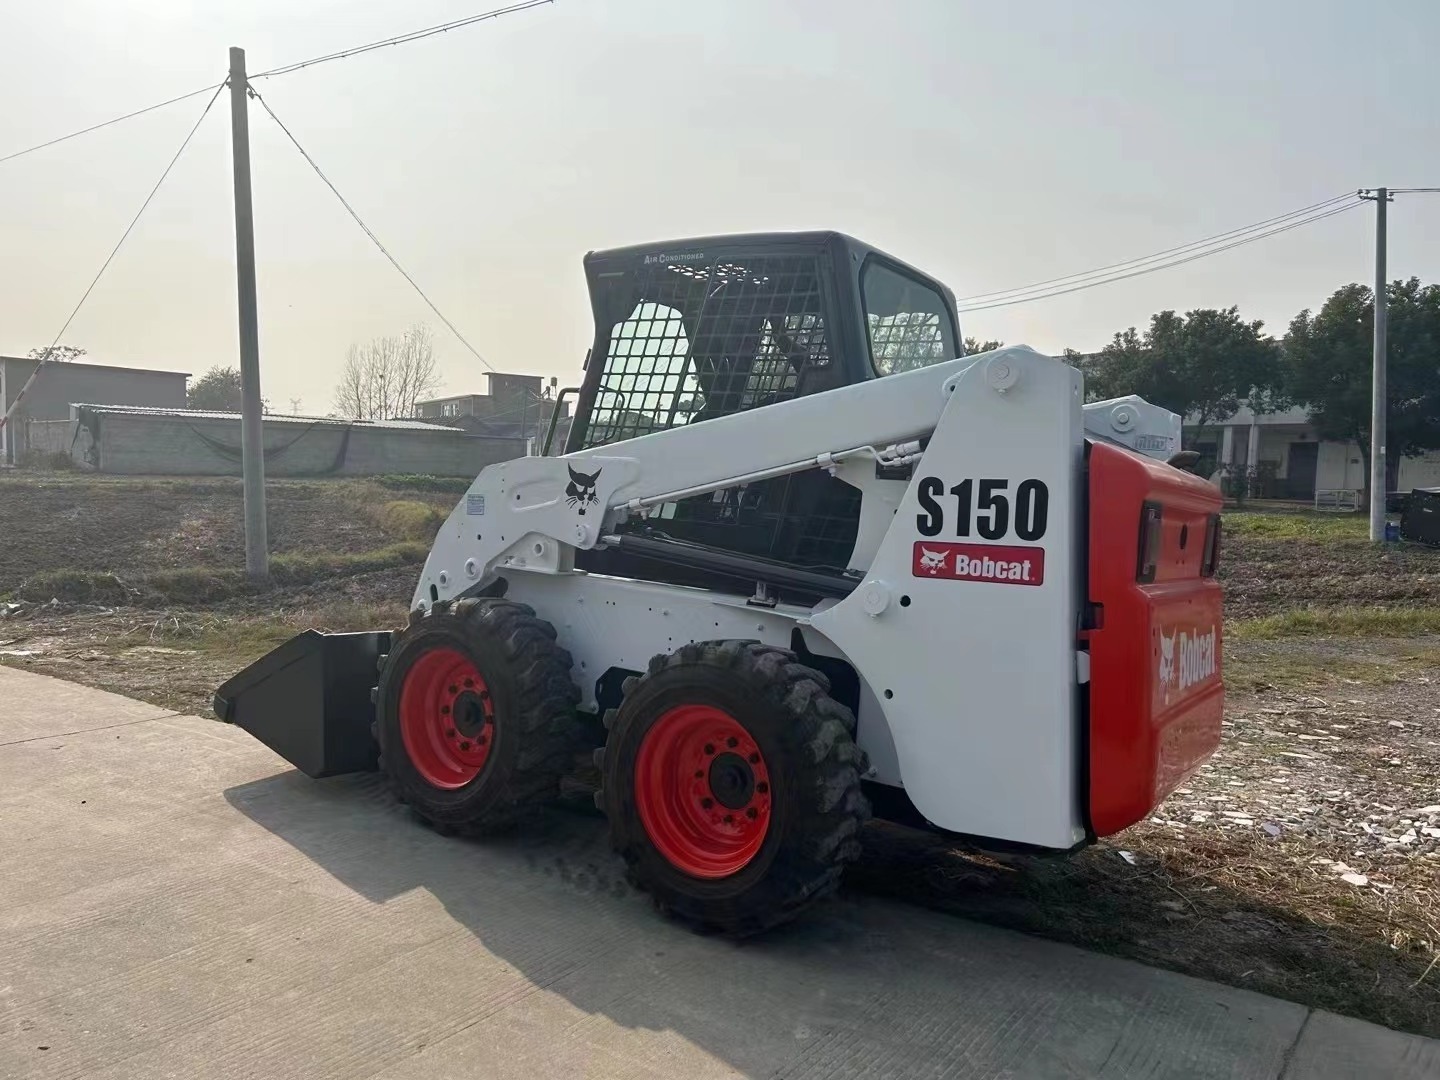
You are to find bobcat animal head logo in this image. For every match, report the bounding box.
[919,547,948,574]
[1158,630,1176,694]
[565,465,602,515]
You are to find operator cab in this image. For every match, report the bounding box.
[565,231,963,591]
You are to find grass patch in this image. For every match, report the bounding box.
[375,499,446,542]
[1225,643,1440,692]
[372,474,472,494]
[1224,510,1368,541]
[1231,606,1440,640]
[9,542,429,607]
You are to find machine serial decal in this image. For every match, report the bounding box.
[565,465,602,515]
[915,477,1049,542]
[910,542,1045,586]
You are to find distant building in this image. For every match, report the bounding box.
[70,404,525,477]
[1185,403,1440,503]
[416,371,571,448]
[0,356,187,465]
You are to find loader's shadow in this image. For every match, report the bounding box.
[222,768,905,1078]
[221,767,1438,1070]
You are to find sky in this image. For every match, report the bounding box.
[2,0,1438,413]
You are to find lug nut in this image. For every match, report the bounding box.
[446,728,457,737]
[749,753,759,764]
[746,808,757,819]
[704,743,715,755]
[756,782,768,794]
[724,815,734,824]
[701,798,714,809]
[460,741,471,750]
[727,737,738,748]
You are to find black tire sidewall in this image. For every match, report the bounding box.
[605,661,826,914]
[376,610,527,820]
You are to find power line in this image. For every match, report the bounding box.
[0,1,550,166]
[957,198,1366,314]
[249,86,496,373]
[251,0,552,79]
[0,82,222,167]
[1,84,227,434]
[1387,187,1440,194]
[954,193,1356,305]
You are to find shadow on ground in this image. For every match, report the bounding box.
[220,767,1420,1075]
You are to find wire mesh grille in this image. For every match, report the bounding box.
[583,254,832,448]
[580,250,860,575]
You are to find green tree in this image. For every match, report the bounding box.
[963,337,1004,355]
[188,366,268,412]
[1084,307,1280,427]
[1283,278,1440,492]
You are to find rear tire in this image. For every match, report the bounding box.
[374,598,581,833]
[601,641,869,936]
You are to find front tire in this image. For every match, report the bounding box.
[601,641,869,935]
[374,598,581,833]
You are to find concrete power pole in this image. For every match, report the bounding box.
[228,47,269,578]
[1367,187,1389,542]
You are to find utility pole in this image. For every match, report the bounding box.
[228,47,268,578]
[1363,187,1389,542]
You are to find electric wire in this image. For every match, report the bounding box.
[249,86,496,373]
[0,82,222,166]
[957,198,1366,313]
[0,0,549,165]
[251,0,551,79]
[1,83,227,432]
[955,193,1357,305]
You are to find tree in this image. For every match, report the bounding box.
[963,337,1004,355]
[27,344,85,363]
[186,366,270,412]
[334,324,442,420]
[1083,307,1280,427]
[1283,278,1440,492]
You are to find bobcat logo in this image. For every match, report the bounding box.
[565,465,602,515]
[1158,630,1177,698]
[919,547,948,574]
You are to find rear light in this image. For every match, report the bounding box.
[1137,502,1163,583]
[1201,514,1222,577]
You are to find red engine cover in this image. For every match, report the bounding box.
[1087,442,1224,837]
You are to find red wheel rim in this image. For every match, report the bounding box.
[398,647,495,789]
[634,704,772,879]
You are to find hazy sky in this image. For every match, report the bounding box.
[3,0,1438,413]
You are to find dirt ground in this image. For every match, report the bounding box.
[0,475,436,580]
[2,476,1438,1036]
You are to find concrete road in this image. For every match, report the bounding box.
[1,665,1436,1079]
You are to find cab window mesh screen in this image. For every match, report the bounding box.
[583,255,830,448]
[863,260,957,375]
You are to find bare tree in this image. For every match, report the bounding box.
[27,344,86,363]
[333,324,442,419]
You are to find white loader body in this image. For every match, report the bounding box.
[414,347,1203,849]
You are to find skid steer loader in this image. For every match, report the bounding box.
[216,231,1224,934]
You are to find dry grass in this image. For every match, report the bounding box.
[1233,606,1440,641]
[1225,509,1370,542]
[5,543,430,606]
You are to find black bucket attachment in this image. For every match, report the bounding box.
[214,629,392,778]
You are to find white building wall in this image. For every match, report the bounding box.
[1316,440,1362,492]
[1399,450,1440,490]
